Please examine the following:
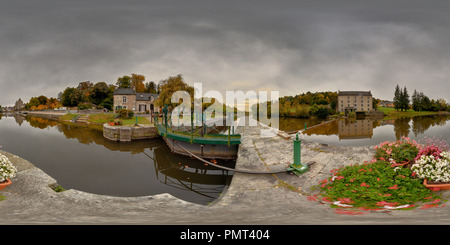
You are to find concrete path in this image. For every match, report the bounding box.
[1,117,450,224]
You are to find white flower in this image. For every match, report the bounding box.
[411,151,450,182]
[0,154,16,182]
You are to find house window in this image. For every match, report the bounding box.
[123,96,127,103]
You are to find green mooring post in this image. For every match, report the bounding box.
[287,132,309,176]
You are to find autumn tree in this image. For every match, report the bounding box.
[131,73,146,92]
[78,81,93,91]
[155,74,194,110]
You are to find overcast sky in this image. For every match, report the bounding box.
[1,0,450,106]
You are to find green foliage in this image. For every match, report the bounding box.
[90,82,109,105]
[309,104,332,118]
[116,108,134,119]
[393,85,410,111]
[316,160,443,210]
[77,102,92,110]
[116,75,131,88]
[374,137,421,164]
[156,74,194,110]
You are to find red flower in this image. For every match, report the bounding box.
[335,176,344,180]
[420,203,439,209]
[360,182,370,187]
[334,209,366,215]
[338,198,354,204]
[431,199,441,204]
[307,195,318,202]
[388,184,399,190]
[322,197,332,203]
[376,201,399,207]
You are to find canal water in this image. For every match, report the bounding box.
[0,114,235,205]
[279,114,450,146]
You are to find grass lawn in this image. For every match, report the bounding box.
[88,113,153,126]
[378,106,448,120]
[59,113,79,121]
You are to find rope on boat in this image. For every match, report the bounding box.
[174,141,314,174]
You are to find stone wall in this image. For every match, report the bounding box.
[103,123,159,142]
[26,111,65,120]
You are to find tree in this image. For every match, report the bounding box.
[131,73,146,92]
[394,84,401,111]
[90,82,109,105]
[26,97,41,110]
[155,74,194,110]
[37,95,48,106]
[400,86,410,111]
[61,87,83,107]
[412,89,419,111]
[116,76,131,88]
[78,81,93,91]
[146,81,157,93]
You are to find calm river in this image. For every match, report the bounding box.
[0,114,235,205]
[279,114,450,146]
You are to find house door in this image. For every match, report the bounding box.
[139,104,147,112]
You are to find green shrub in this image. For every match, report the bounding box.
[116,109,134,119]
[78,102,92,110]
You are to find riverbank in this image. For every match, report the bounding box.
[26,111,153,126]
[2,116,450,225]
[378,106,450,120]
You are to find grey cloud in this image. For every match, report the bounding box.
[1,0,450,105]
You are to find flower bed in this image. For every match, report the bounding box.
[310,137,449,214]
[0,153,17,183]
[373,136,421,166]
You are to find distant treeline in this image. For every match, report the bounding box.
[253,91,339,119]
[394,84,450,112]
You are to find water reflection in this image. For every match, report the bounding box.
[0,114,234,205]
[279,114,450,146]
[338,119,373,140]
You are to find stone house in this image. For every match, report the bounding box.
[336,91,373,113]
[14,98,24,111]
[113,88,160,113]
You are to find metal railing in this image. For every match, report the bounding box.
[154,108,240,145]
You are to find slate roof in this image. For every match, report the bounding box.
[113,88,159,101]
[113,88,136,95]
[338,91,372,97]
[136,93,159,101]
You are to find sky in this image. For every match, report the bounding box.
[1,0,450,106]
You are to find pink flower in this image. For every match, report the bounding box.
[360,182,370,187]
